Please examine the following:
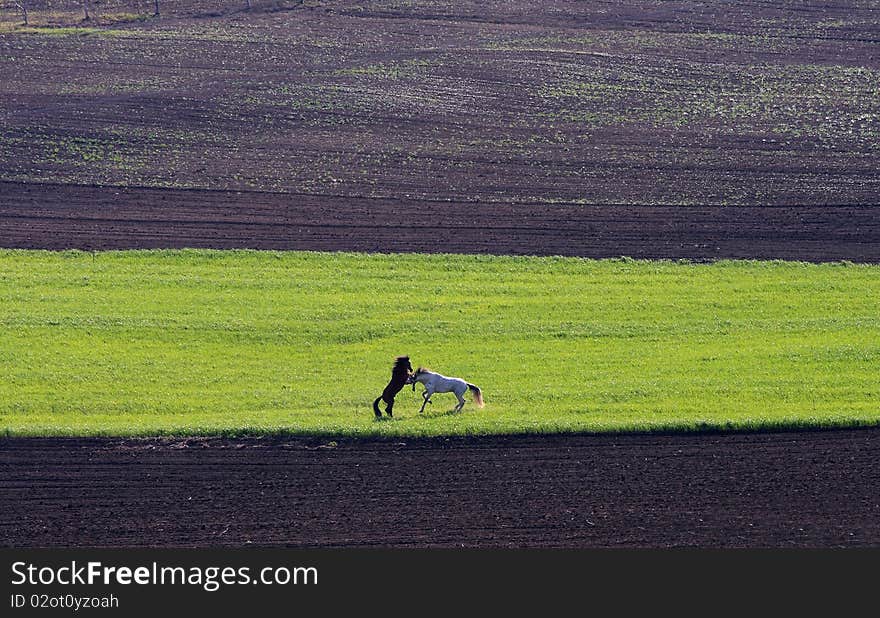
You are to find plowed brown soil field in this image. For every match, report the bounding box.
[2,429,879,548]
[1,1,878,261]
[3,181,879,260]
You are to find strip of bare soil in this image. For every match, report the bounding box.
[2,182,878,261]
[2,428,878,548]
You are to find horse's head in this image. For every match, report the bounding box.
[393,355,413,373]
[409,367,427,390]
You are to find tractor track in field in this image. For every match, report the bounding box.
[2,428,879,548]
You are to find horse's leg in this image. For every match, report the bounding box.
[419,389,433,414]
[385,397,394,418]
[453,390,466,412]
[451,385,466,412]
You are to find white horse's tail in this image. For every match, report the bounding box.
[467,383,484,408]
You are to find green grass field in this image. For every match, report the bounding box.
[1,250,877,437]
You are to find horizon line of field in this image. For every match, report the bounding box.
[2,181,878,261]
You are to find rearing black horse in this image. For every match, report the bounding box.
[373,355,413,418]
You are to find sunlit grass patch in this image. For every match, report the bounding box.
[1,250,877,437]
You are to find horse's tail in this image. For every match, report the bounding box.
[372,396,383,416]
[467,383,484,408]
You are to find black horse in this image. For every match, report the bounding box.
[373,355,413,418]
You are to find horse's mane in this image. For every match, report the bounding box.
[416,366,431,373]
[393,356,411,371]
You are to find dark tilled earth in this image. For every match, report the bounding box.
[3,181,879,261]
[2,429,879,548]
[2,2,879,256]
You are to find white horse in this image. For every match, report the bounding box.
[409,367,484,413]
